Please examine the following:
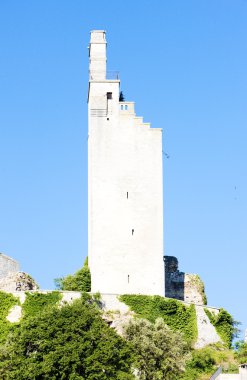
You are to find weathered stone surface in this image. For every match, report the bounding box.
[99,293,130,314]
[0,253,20,279]
[194,305,221,348]
[103,310,134,336]
[0,271,38,292]
[6,305,22,323]
[61,291,81,305]
[184,274,206,305]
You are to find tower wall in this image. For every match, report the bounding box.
[88,31,164,295]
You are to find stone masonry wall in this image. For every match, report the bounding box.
[164,256,207,305]
[0,253,20,279]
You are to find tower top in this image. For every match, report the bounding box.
[90,30,106,43]
[89,30,107,81]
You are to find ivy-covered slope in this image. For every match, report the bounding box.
[204,308,237,348]
[119,294,198,345]
[0,291,63,343]
[0,291,19,343]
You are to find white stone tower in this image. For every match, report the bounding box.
[88,30,164,295]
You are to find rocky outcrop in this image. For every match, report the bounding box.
[0,253,38,292]
[0,271,38,292]
[194,305,221,348]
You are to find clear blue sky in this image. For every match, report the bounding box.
[0,1,246,337]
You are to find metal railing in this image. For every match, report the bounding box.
[89,71,120,80]
[209,366,222,380]
[90,109,107,117]
[106,71,119,80]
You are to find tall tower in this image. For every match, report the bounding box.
[88,30,164,295]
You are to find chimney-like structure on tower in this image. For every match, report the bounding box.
[88,30,165,296]
[89,30,107,81]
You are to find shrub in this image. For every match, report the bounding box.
[55,257,91,292]
[204,308,238,347]
[0,296,134,379]
[123,317,190,380]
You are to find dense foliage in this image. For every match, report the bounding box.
[0,292,19,344]
[204,308,238,347]
[180,342,243,380]
[235,341,247,364]
[123,317,190,380]
[120,294,197,344]
[22,291,62,318]
[0,289,239,379]
[0,295,134,380]
[55,257,91,292]
[180,346,217,379]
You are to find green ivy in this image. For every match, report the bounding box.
[22,292,62,319]
[204,308,236,347]
[119,294,197,344]
[0,291,19,343]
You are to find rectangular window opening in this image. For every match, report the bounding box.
[132,229,134,235]
[107,92,112,99]
[125,104,128,110]
[128,275,130,284]
[127,192,128,199]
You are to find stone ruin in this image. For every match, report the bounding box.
[0,253,38,292]
[164,255,207,305]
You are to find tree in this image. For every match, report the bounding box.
[119,91,125,101]
[55,257,91,292]
[123,317,190,380]
[0,295,134,379]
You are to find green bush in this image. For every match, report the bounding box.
[55,257,91,292]
[0,295,135,380]
[204,308,237,347]
[180,347,216,379]
[235,341,247,364]
[123,317,190,380]
[119,294,197,344]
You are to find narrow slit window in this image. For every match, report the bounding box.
[128,275,130,283]
[132,229,134,235]
[127,192,128,199]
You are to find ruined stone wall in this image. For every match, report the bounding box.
[164,256,207,305]
[0,253,20,279]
